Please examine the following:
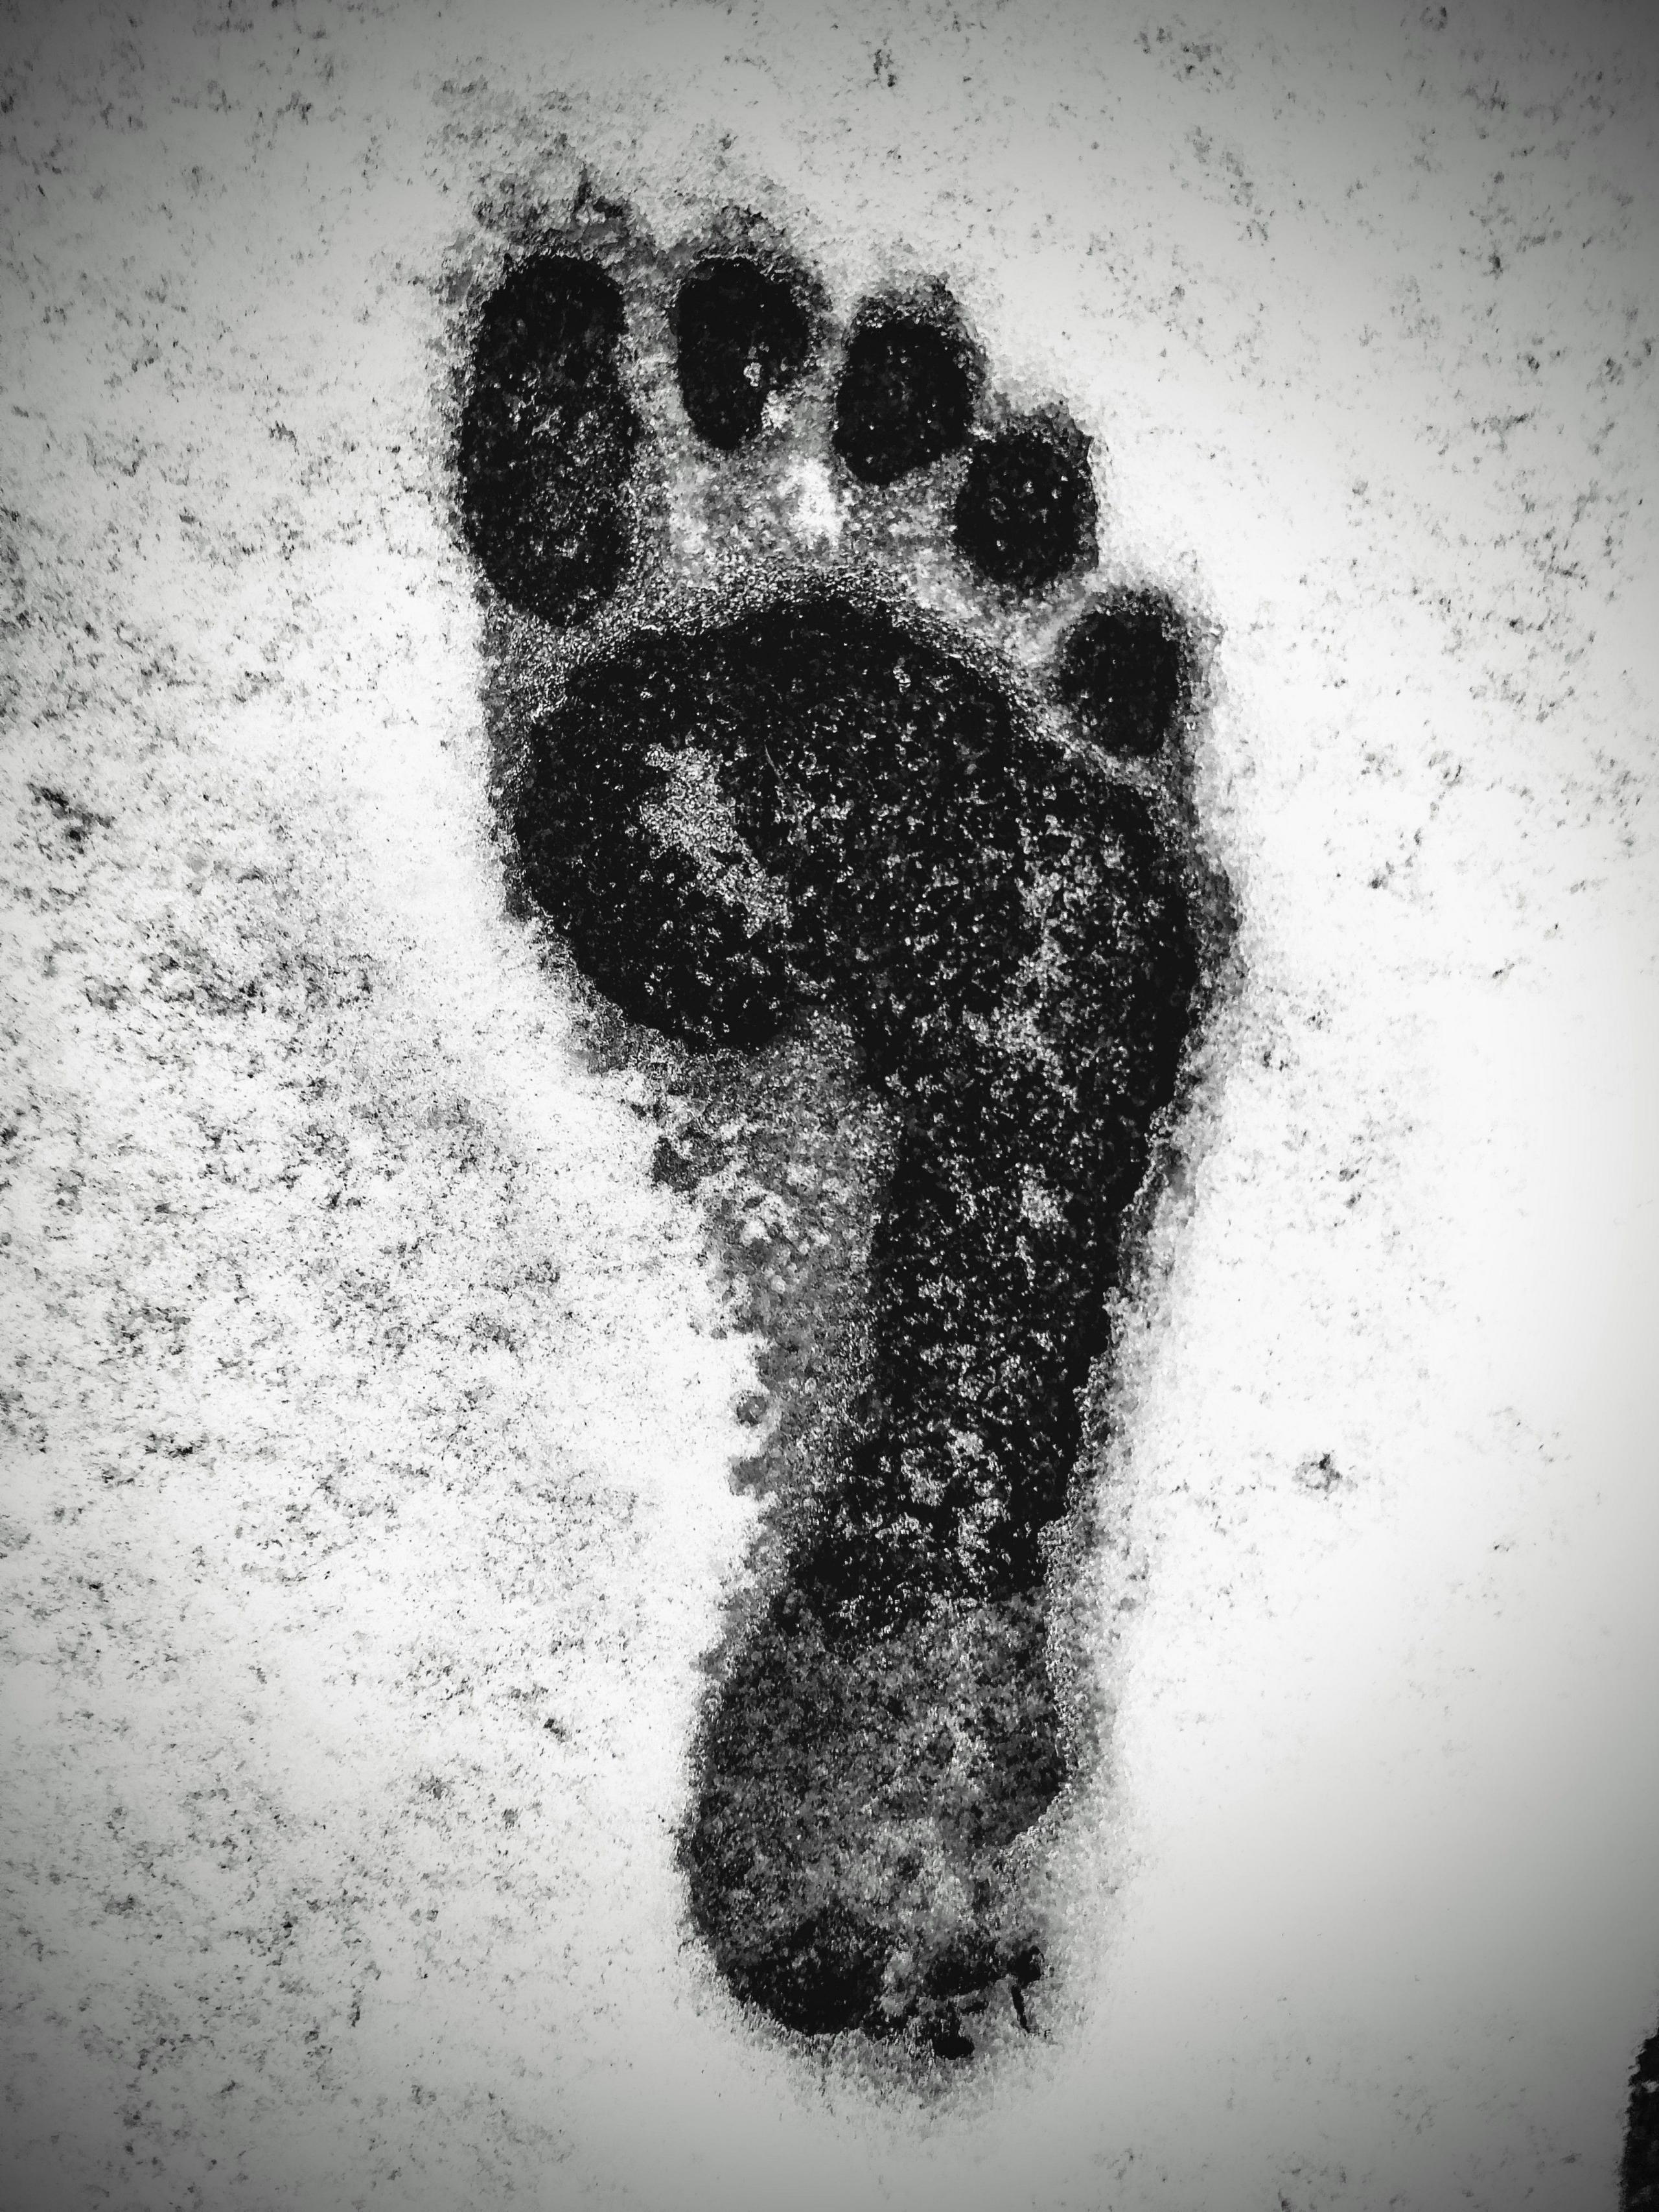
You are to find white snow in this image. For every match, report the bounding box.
[2,1,1655,2207]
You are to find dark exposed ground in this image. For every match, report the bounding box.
[1625,2030,1659,2212]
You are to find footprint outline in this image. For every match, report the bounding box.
[453,186,1233,2060]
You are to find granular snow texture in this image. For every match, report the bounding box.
[2,3,1657,2209]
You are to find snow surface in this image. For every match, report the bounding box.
[2,1,1656,2206]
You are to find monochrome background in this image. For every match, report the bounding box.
[2,0,1655,2205]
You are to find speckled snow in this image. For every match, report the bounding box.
[2,2,1656,2207]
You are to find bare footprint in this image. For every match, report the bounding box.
[451,183,1232,2059]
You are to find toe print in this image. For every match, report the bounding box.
[953,406,1099,590]
[673,251,818,450]
[1055,585,1197,758]
[458,254,642,625]
[455,195,1230,2057]
[830,285,982,484]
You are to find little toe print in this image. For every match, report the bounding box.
[454,189,1233,2058]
